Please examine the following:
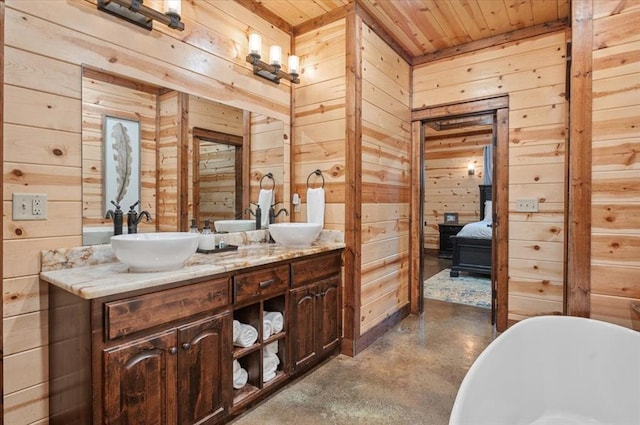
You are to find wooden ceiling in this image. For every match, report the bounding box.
[243,0,569,61]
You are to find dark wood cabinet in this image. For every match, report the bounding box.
[177,314,231,425]
[438,223,466,258]
[103,329,178,425]
[290,253,342,373]
[102,311,231,425]
[48,249,343,425]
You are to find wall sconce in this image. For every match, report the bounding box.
[97,0,185,31]
[246,33,300,84]
[467,163,475,176]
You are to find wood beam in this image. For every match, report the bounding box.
[177,92,189,232]
[410,121,424,315]
[341,12,362,357]
[293,2,353,36]
[0,1,5,420]
[414,19,569,66]
[233,0,293,34]
[353,0,412,65]
[566,0,593,317]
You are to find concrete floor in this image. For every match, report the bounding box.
[231,298,497,425]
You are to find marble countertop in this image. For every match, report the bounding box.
[40,237,344,300]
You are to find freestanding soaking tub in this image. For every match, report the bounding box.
[450,316,640,425]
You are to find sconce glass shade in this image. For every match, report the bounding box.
[164,0,181,16]
[468,163,475,175]
[249,33,262,56]
[288,55,300,75]
[270,45,282,66]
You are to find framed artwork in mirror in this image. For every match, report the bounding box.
[444,212,458,224]
[103,115,141,213]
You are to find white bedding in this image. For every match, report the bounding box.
[456,220,492,239]
[456,200,493,239]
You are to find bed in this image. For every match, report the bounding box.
[450,185,492,277]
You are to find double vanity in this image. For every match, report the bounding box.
[40,230,344,425]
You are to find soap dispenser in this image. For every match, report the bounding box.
[198,219,216,251]
[189,218,200,234]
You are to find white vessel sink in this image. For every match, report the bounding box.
[111,232,199,272]
[214,219,256,233]
[268,223,322,248]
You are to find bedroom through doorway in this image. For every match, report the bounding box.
[413,95,509,330]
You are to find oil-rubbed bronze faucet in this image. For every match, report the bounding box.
[105,200,124,236]
[126,201,152,234]
[244,202,262,230]
[269,202,289,224]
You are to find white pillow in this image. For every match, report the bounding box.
[483,200,492,222]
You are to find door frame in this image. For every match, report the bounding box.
[410,95,509,332]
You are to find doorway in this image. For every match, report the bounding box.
[411,95,509,332]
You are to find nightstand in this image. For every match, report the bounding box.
[438,223,466,258]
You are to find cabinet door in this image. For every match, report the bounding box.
[290,286,317,371]
[177,312,231,425]
[103,330,177,425]
[316,275,341,354]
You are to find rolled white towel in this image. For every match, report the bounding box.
[263,352,280,369]
[263,320,273,340]
[233,320,241,342]
[233,323,258,348]
[264,311,284,334]
[233,359,241,373]
[263,353,280,382]
[233,367,248,389]
[264,341,278,355]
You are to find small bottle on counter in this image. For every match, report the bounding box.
[198,220,216,251]
[218,237,226,249]
[189,218,200,234]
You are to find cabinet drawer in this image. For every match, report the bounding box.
[234,265,289,303]
[291,252,342,288]
[105,277,230,340]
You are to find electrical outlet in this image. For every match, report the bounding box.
[12,193,48,220]
[516,198,539,212]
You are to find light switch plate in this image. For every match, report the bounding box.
[12,193,48,220]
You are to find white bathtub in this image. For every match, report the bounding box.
[450,316,640,425]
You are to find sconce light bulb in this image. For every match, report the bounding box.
[468,163,475,176]
[270,45,282,66]
[165,0,181,16]
[249,33,262,56]
[288,55,300,74]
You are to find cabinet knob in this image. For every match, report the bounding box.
[182,342,191,350]
[169,347,178,355]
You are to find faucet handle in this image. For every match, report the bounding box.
[128,200,140,211]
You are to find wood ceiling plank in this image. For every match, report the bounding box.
[504,0,534,29]
[449,0,492,41]
[424,0,473,46]
[476,0,512,36]
[531,0,560,25]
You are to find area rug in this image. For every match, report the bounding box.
[423,268,491,309]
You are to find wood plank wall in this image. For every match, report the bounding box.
[359,23,411,335]
[414,31,568,322]
[423,132,490,250]
[249,113,287,210]
[2,0,291,422]
[589,1,640,329]
[157,90,180,232]
[81,73,158,230]
[293,19,347,229]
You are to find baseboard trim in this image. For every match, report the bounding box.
[352,304,411,356]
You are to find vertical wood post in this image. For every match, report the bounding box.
[410,121,424,314]
[177,92,189,231]
[566,0,593,317]
[342,10,362,356]
[0,1,5,421]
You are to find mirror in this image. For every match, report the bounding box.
[81,66,285,244]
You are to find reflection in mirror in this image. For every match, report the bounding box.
[192,128,243,228]
[81,67,286,245]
